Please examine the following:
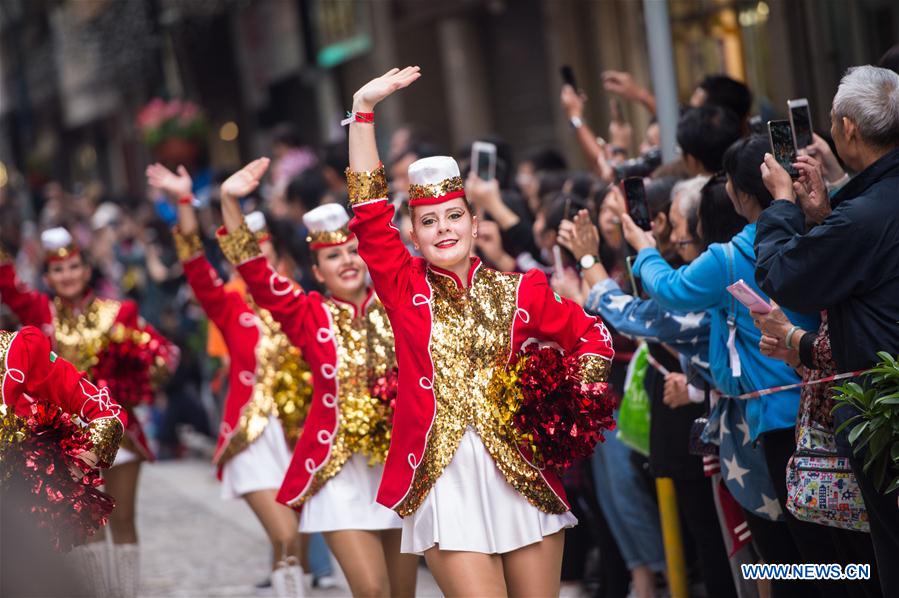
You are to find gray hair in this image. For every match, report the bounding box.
[672,175,710,221]
[832,65,899,147]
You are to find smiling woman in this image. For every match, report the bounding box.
[406,156,477,278]
[346,66,616,598]
[214,168,419,598]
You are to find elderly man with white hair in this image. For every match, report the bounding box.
[755,64,899,594]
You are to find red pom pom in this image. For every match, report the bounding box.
[508,345,616,473]
[92,326,157,409]
[7,403,116,551]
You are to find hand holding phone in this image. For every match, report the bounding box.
[726,279,772,314]
[623,177,652,231]
[767,120,799,179]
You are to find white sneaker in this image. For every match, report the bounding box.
[314,574,339,590]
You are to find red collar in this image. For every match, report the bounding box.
[329,287,375,319]
[427,257,482,289]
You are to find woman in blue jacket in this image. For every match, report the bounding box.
[621,137,846,598]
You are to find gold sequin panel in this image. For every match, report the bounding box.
[172,228,204,262]
[301,299,396,501]
[87,417,125,467]
[0,330,14,379]
[307,228,352,247]
[0,404,28,481]
[346,166,388,205]
[52,297,121,374]
[408,176,464,202]
[578,354,611,385]
[395,268,569,516]
[218,223,262,265]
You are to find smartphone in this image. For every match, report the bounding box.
[623,177,652,231]
[471,141,497,181]
[787,98,813,150]
[726,279,772,314]
[767,120,799,179]
[560,64,578,90]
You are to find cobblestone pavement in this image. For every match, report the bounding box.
[136,458,442,597]
[137,458,587,597]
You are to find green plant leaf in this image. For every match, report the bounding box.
[848,421,870,445]
[885,476,899,495]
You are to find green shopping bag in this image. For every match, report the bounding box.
[616,343,651,456]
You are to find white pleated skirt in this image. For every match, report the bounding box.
[220,416,292,500]
[299,453,403,533]
[401,428,578,555]
[112,446,140,467]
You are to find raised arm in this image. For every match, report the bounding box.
[346,67,421,308]
[0,248,52,327]
[147,162,242,331]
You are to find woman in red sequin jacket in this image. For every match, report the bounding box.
[346,67,615,597]
[0,227,177,597]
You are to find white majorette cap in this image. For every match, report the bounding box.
[408,156,465,208]
[303,203,353,250]
[41,227,79,263]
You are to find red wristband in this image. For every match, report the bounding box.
[178,195,193,205]
[355,111,374,124]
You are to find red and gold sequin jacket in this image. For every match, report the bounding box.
[0,257,177,461]
[0,326,126,468]
[217,224,396,511]
[347,166,615,516]
[174,230,311,477]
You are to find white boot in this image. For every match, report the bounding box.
[68,543,111,597]
[271,558,305,598]
[272,563,289,597]
[112,543,140,598]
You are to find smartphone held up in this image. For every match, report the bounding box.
[623,177,652,232]
[767,119,799,179]
[787,98,813,151]
[471,141,497,182]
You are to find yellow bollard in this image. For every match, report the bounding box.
[656,477,689,598]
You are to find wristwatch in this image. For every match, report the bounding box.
[569,116,584,129]
[579,254,598,270]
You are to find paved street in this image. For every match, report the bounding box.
[136,458,442,597]
[137,458,588,597]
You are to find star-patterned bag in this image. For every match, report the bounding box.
[786,407,869,532]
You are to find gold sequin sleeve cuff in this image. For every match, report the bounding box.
[346,165,388,206]
[172,228,204,263]
[578,355,611,385]
[88,417,125,468]
[217,223,262,265]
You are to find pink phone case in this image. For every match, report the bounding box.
[726,279,772,314]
